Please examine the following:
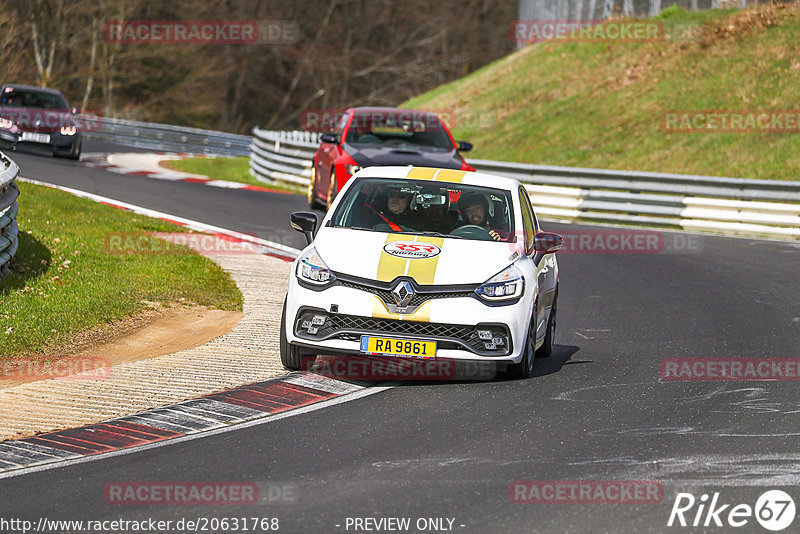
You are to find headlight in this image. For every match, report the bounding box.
[60,126,77,136]
[296,247,335,286]
[475,264,524,301]
[344,164,362,175]
[0,118,12,129]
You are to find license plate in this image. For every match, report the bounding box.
[21,132,50,143]
[360,336,436,359]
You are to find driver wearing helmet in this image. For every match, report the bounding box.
[458,192,503,241]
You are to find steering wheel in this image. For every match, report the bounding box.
[449,225,494,240]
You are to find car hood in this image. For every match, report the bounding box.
[314,227,520,286]
[344,142,464,170]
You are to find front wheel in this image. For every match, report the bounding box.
[326,170,338,211]
[68,139,82,160]
[280,298,304,370]
[536,290,557,358]
[509,300,537,379]
[308,165,323,209]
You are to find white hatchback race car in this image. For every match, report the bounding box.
[281,166,563,378]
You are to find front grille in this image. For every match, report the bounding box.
[295,309,511,356]
[337,278,475,309]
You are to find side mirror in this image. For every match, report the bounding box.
[320,132,338,144]
[534,231,563,254]
[457,141,473,152]
[291,211,318,245]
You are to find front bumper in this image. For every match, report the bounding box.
[285,277,532,364]
[0,130,80,153]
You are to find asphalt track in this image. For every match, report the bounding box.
[2,140,800,533]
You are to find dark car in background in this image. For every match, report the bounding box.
[308,107,474,210]
[0,84,82,159]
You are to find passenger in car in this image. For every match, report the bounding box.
[370,187,418,232]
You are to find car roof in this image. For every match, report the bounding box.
[1,84,67,97]
[353,166,522,192]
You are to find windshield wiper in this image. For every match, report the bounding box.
[335,225,378,232]
[409,231,463,239]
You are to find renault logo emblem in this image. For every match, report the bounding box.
[391,281,415,308]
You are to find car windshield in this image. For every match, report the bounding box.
[344,111,454,150]
[330,177,515,242]
[1,88,69,110]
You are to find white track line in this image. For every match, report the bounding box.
[18,177,301,259]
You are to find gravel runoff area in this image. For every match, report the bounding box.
[0,240,292,441]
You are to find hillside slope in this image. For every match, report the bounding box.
[405,3,800,180]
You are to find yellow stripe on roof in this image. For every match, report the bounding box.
[406,167,438,180]
[434,169,467,183]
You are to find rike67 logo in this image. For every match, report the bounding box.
[668,490,795,531]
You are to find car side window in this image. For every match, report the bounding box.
[522,188,539,233]
[518,186,536,255]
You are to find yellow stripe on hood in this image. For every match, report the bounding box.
[373,235,445,321]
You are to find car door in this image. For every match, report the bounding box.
[519,186,555,342]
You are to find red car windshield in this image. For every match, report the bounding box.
[345,111,454,150]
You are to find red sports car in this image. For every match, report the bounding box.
[308,107,475,210]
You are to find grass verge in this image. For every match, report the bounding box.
[164,156,305,194]
[404,3,800,180]
[0,181,243,358]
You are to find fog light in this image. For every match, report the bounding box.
[301,320,312,329]
[484,342,496,350]
[307,326,318,335]
[312,315,326,326]
[492,337,504,346]
[477,330,492,340]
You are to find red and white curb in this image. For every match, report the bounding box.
[81,152,290,194]
[18,177,301,262]
[0,373,381,478]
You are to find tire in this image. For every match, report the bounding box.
[280,298,304,371]
[68,139,82,160]
[308,165,323,209]
[536,290,557,358]
[509,300,537,379]
[326,169,338,211]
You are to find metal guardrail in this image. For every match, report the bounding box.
[0,152,20,279]
[81,116,251,156]
[249,127,800,240]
